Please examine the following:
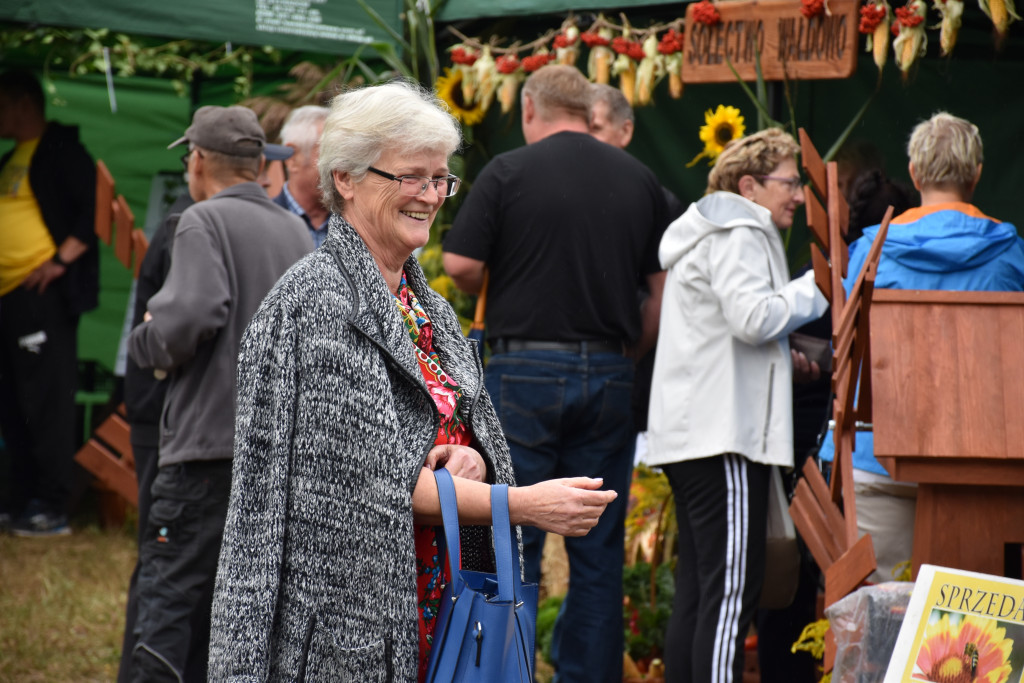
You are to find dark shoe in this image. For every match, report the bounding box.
[11,509,71,537]
[0,512,11,534]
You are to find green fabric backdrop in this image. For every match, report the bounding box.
[1,0,403,54]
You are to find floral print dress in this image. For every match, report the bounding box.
[392,271,471,681]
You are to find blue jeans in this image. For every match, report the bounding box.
[485,349,634,683]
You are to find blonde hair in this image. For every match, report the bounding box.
[318,80,461,214]
[907,112,982,192]
[706,128,800,195]
[521,65,591,124]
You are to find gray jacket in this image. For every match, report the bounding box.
[208,215,518,682]
[127,182,313,466]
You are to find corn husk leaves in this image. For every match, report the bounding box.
[979,0,1021,35]
[893,0,928,76]
[859,0,892,70]
[932,0,964,55]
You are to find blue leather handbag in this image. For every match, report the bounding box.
[425,468,538,682]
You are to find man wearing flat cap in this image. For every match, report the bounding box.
[125,105,312,683]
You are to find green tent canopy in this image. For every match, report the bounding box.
[1,0,404,54]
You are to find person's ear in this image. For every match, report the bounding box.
[621,120,635,148]
[908,162,922,191]
[522,94,535,124]
[333,169,355,201]
[737,174,758,200]
[972,163,983,189]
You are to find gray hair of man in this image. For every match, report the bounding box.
[520,65,592,123]
[318,80,462,215]
[590,83,634,126]
[279,104,329,159]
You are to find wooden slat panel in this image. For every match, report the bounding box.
[799,128,827,202]
[801,460,847,541]
[824,534,876,607]
[74,440,138,507]
[114,194,135,269]
[95,160,114,244]
[94,413,132,459]
[132,229,149,279]
[811,245,831,301]
[789,489,837,571]
[804,188,829,249]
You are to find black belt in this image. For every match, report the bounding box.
[489,338,624,355]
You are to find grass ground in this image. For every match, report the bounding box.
[0,522,567,682]
[0,525,135,682]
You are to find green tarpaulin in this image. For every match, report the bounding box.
[1,0,404,54]
[437,0,681,21]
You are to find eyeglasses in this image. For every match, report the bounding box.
[180,148,204,171]
[756,175,803,193]
[366,166,461,198]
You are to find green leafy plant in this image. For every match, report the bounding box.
[623,561,675,664]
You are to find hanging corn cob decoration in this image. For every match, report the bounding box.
[979,0,1021,36]
[611,29,643,106]
[658,27,685,99]
[449,44,480,105]
[635,34,661,107]
[473,46,498,114]
[859,0,892,70]
[892,0,928,77]
[553,24,581,66]
[583,20,615,84]
[932,0,964,55]
[495,54,524,115]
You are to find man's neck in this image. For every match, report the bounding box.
[286,182,329,225]
[527,119,589,144]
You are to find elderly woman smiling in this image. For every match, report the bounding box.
[207,81,616,682]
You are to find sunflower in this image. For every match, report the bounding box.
[911,612,1013,683]
[686,105,746,167]
[435,68,486,127]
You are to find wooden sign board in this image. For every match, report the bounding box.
[682,0,859,83]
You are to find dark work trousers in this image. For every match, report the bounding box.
[117,425,160,683]
[0,285,79,516]
[131,459,232,683]
[662,454,770,683]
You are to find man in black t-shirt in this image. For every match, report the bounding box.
[443,65,668,683]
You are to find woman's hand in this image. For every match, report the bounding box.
[791,349,821,383]
[423,444,487,483]
[509,478,617,537]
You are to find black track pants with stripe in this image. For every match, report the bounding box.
[662,453,770,683]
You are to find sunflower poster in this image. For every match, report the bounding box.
[884,564,1024,683]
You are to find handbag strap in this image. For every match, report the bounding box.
[490,484,524,604]
[432,468,524,603]
[433,467,463,582]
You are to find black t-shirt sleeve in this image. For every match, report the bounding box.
[639,177,672,276]
[443,158,505,261]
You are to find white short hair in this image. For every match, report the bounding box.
[318,80,461,214]
[907,111,983,192]
[280,105,329,158]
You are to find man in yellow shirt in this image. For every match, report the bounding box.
[0,69,98,536]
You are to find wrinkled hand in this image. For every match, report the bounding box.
[512,478,617,537]
[423,444,487,483]
[21,260,65,294]
[791,349,821,383]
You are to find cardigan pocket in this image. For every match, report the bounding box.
[297,614,393,683]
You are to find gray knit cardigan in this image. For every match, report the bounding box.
[208,215,518,682]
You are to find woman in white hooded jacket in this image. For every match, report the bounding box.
[647,129,828,683]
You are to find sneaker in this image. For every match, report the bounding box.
[11,509,71,537]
